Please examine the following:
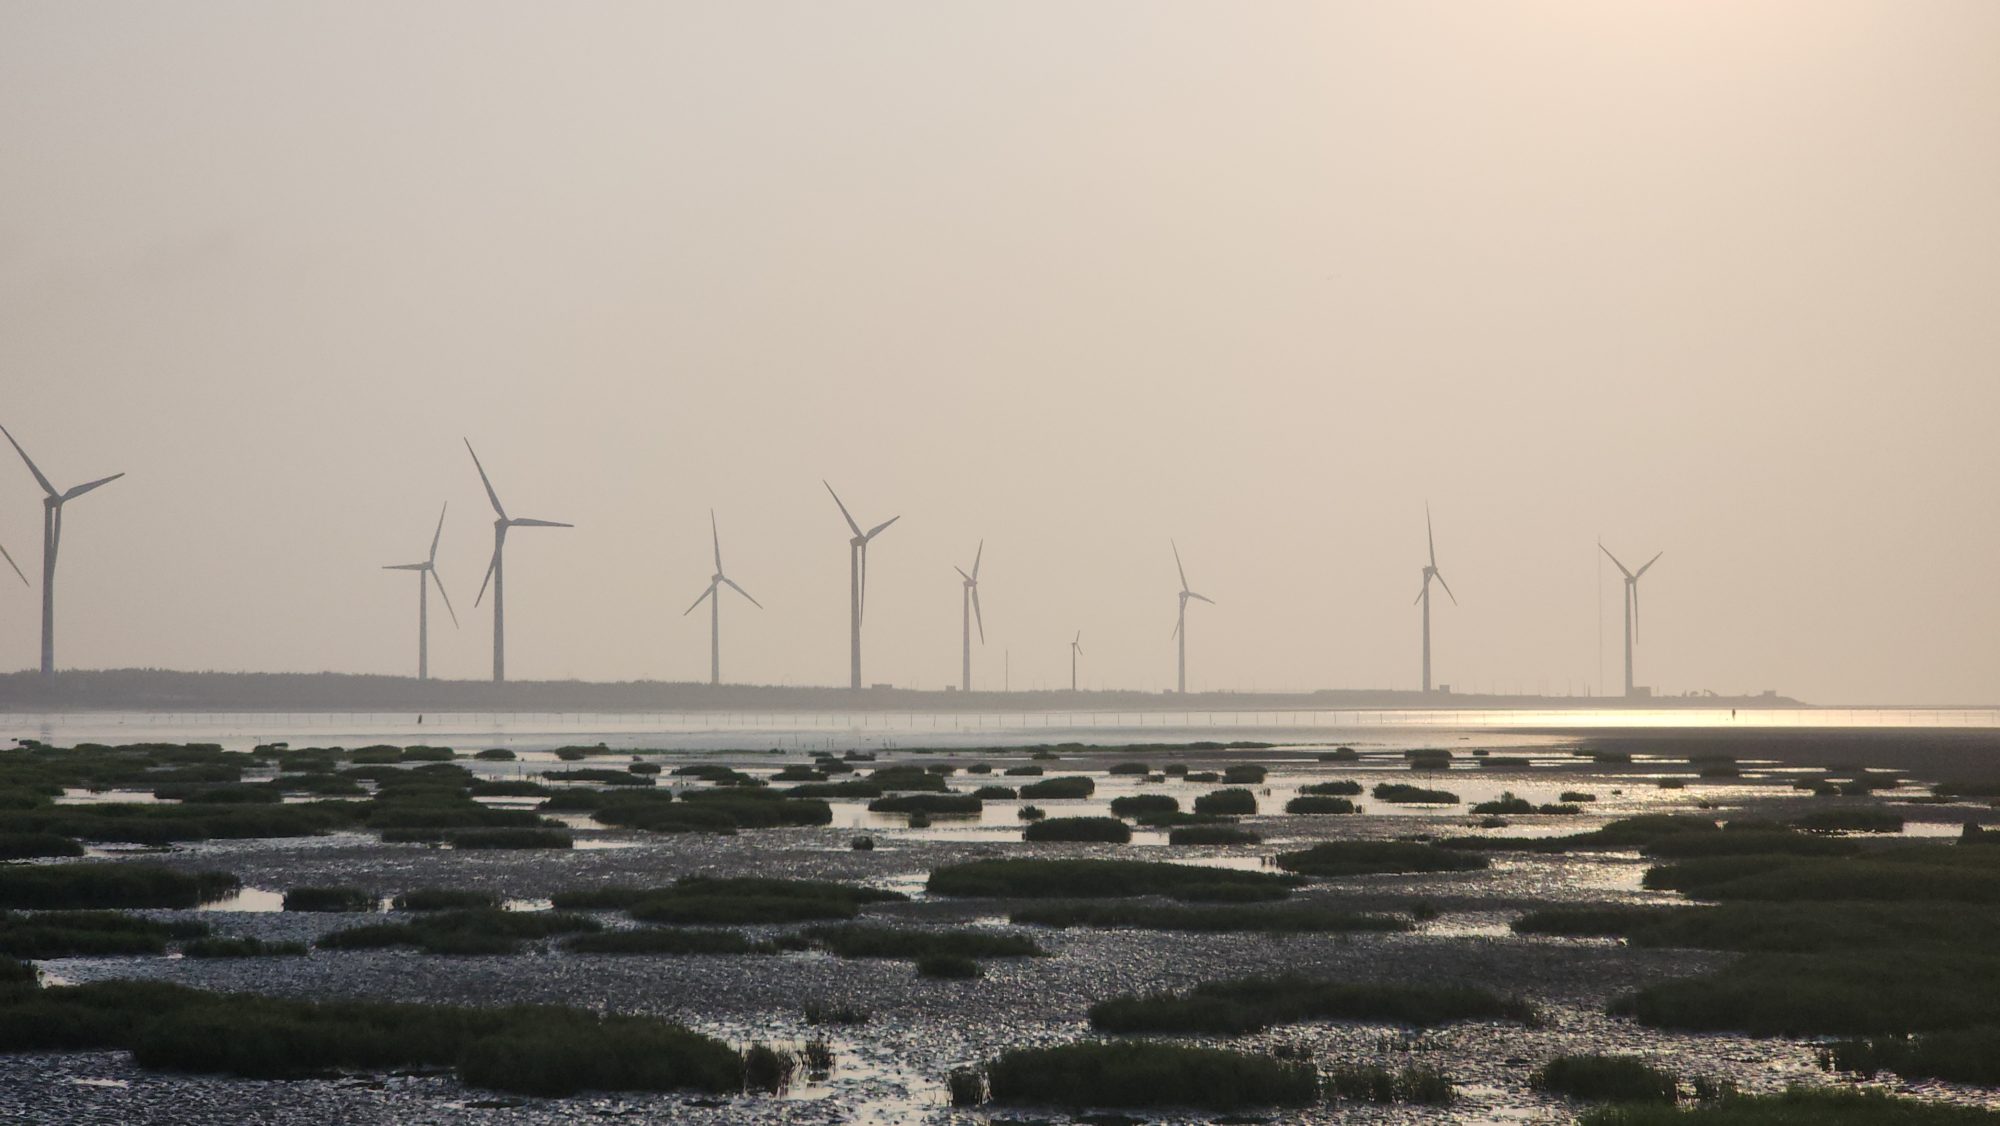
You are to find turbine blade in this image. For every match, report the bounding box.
[971,586,984,642]
[1414,579,1429,605]
[722,576,762,609]
[1435,571,1457,605]
[954,566,972,583]
[864,515,899,540]
[1632,583,1641,642]
[0,539,25,586]
[1636,551,1663,578]
[464,439,507,520]
[1188,591,1215,605]
[474,541,501,607]
[710,509,722,573]
[383,563,427,571]
[61,472,124,502]
[1598,543,1634,580]
[508,518,572,528]
[1426,503,1437,569]
[428,502,447,565]
[0,424,57,498]
[432,569,458,628]
[858,543,868,622]
[823,480,862,537]
[683,581,716,616]
[972,539,983,580]
[1172,540,1188,592]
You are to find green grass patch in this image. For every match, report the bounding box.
[1533,1054,1681,1103]
[983,1041,1318,1110]
[1325,1063,1455,1105]
[320,909,600,956]
[283,886,376,913]
[0,864,239,910]
[0,910,208,958]
[1018,776,1095,800]
[392,888,502,911]
[1826,1026,2000,1086]
[1108,794,1179,817]
[1372,783,1459,804]
[1024,816,1131,843]
[1193,788,1258,815]
[1285,796,1357,815]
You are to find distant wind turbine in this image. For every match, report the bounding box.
[1171,541,1213,694]
[824,482,898,690]
[466,439,572,683]
[1600,543,1663,698]
[383,503,457,680]
[0,423,124,681]
[683,510,761,686]
[1069,630,1083,692]
[955,541,984,693]
[1415,505,1456,694]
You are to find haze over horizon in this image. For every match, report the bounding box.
[3,3,1996,705]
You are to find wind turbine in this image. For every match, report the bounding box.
[0,423,124,681]
[1600,543,1662,698]
[383,503,457,680]
[1170,541,1213,694]
[824,481,898,690]
[683,510,761,686]
[955,541,983,693]
[466,439,571,683]
[1069,631,1083,692]
[1415,505,1456,694]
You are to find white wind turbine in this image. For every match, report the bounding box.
[1069,630,1083,692]
[0,423,124,680]
[382,503,457,680]
[1600,543,1663,698]
[466,439,571,683]
[955,541,984,692]
[1171,541,1214,694]
[1414,504,1457,694]
[824,482,899,690]
[683,510,761,686]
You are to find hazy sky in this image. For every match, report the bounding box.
[2,3,1996,703]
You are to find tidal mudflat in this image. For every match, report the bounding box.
[1,732,1998,1124]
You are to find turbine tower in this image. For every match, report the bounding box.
[1414,505,1456,694]
[466,439,571,683]
[0,423,124,681]
[1599,543,1662,698]
[824,482,898,690]
[382,503,457,680]
[683,510,761,686]
[1170,541,1213,694]
[1069,631,1083,692]
[955,541,983,693]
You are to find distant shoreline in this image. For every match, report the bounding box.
[0,668,1805,714]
